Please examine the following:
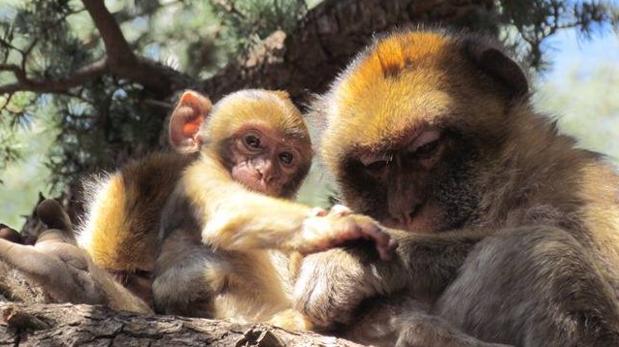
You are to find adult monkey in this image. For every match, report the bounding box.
[295,30,619,346]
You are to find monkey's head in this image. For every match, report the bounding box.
[315,30,528,232]
[170,89,312,198]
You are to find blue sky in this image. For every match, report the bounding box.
[541,27,619,82]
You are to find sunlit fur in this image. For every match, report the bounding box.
[78,153,193,274]
[152,89,335,330]
[155,89,391,330]
[319,31,506,163]
[207,90,310,151]
[1,200,151,314]
[305,29,619,345]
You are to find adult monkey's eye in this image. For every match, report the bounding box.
[415,139,440,156]
[279,151,294,165]
[410,130,442,158]
[359,153,391,175]
[364,160,388,172]
[360,153,391,175]
[244,134,261,149]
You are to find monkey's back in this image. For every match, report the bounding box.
[78,152,196,274]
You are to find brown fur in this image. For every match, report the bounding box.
[295,29,619,346]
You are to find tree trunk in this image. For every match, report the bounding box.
[0,302,362,347]
[202,0,497,101]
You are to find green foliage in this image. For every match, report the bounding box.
[212,0,307,52]
[0,0,311,226]
[45,79,166,190]
[0,98,57,228]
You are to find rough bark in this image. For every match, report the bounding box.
[0,0,496,101]
[0,303,362,347]
[202,0,497,101]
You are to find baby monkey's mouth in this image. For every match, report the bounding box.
[241,179,280,197]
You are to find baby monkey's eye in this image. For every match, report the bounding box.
[279,151,294,165]
[244,134,261,149]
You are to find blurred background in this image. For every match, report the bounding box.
[0,0,617,229]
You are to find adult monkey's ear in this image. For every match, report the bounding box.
[464,38,529,98]
[169,90,213,154]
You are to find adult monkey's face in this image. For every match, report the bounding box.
[313,30,528,233]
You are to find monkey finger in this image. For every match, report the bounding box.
[352,220,395,261]
[327,216,395,261]
[308,207,328,217]
[328,204,353,217]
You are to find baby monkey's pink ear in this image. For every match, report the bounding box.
[169,90,213,154]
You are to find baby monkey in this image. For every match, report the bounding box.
[153,89,395,329]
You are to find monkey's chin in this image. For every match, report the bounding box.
[241,181,280,197]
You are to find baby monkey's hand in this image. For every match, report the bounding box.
[301,204,397,260]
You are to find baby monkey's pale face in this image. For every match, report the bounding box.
[228,123,307,197]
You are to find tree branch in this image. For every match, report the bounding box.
[81,0,135,64]
[0,60,107,94]
[0,0,497,102]
[201,0,497,101]
[0,0,193,98]
[0,302,363,347]
[80,0,193,96]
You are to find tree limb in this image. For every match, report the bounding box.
[0,60,107,94]
[201,0,497,101]
[79,0,193,96]
[81,0,134,64]
[0,302,364,347]
[0,0,193,98]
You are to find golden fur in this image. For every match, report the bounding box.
[78,153,193,273]
[153,89,392,331]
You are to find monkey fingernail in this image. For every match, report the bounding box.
[309,207,328,217]
[330,204,352,216]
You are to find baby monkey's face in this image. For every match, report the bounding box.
[227,123,308,197]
